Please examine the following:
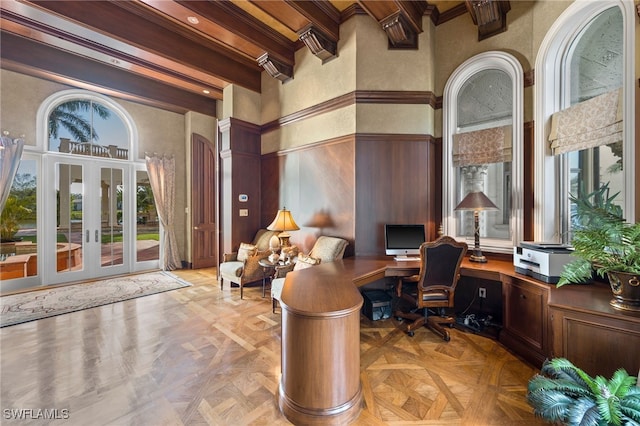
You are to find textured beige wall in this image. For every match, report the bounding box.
[355,15,435,91]
[222,84,261,123]
[261,17,358,123]
[355,104,434,134]
[261,14,438,152]
[1,70,70,146]
[262,104,356,153]
[434,1,572,94]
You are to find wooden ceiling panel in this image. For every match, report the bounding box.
[25,1,262,89]
[0,0,480,114]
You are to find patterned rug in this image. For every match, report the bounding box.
[0,271,191,327]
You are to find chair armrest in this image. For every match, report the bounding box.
[223,252,238,262]
[421,285,453,292]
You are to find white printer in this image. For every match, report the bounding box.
[513,242,575,284]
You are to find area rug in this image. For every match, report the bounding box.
[0,271,191,327]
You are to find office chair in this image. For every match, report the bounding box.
[394,236,468,341]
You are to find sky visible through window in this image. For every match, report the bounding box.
[48,101,129,153]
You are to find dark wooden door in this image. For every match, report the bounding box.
[191,133,217,269]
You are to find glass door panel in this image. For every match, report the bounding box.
[135,169,159,265]
[56,163,84,274]
[100,167,124,268]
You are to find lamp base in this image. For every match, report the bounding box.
[469,247,488,263]
[278,232,292,247]
[469,253,488,263]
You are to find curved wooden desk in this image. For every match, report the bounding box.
[278,256,640,423]
[278,261,365,425]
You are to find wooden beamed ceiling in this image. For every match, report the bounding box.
[0,0,489,115]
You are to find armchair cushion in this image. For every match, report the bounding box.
[308,236,348,262]
[237,243,257,262]
[219,261,245,278]
[293,254,321,271]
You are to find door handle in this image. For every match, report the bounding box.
[95,230,99,243]
[86,230,90,243]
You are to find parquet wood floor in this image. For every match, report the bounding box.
[0,268,545,425]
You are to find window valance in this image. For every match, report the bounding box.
[452,125,512,167]
[548,87,622,155]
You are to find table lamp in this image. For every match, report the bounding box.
[454,191,498,263]
[267,208,300,247]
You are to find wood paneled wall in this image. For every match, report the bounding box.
[261,134,440,257]
[229,122,531,260]
[261,137,356,256]
[355,135,439,256]
[218,118,262,257]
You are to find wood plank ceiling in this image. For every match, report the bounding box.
[0,0,494,116]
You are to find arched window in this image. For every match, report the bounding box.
[534,0,635,242]
[38,90,137,160]
[443,51,524,253]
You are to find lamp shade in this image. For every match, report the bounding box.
[267,208,300,232]
[454,191,498,211]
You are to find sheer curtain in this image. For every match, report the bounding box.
[0,133,25,213]
[145,153,181,270]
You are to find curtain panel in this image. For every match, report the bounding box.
[548,87,622,155]
[0,133,26,213]
[145,153,181,271]
[452,125,512,167]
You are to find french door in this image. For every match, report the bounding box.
[45,155,131,284]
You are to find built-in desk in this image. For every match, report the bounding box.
[277,256,640,424]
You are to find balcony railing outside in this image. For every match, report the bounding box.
[59,138,128,159]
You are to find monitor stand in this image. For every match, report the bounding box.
[394,255,420,261]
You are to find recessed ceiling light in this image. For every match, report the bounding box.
[187,16,199,25]
[202,89,210,94]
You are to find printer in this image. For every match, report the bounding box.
[513,242,575,284]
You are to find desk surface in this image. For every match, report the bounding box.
[280,255,640,322]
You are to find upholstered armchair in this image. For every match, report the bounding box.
[270,236,349,312]
[219,229,279,299]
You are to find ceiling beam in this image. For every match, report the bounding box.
[1,32,217,115]
[357,0,428,48]
[465,0,511,41]
[25,0,262,93]
[171,0,296,66]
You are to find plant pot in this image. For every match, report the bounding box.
[606,271,640,312]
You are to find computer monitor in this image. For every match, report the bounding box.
[384,224,426,260]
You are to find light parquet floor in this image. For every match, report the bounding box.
[0,268,545,425]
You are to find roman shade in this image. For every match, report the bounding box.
[452,125,512,167]
[548,87,622,156]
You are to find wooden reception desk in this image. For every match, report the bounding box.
[277,256,640,424]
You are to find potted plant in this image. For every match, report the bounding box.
[0,196,32,243]
[527,358,640,425]
[557,183,640,312]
